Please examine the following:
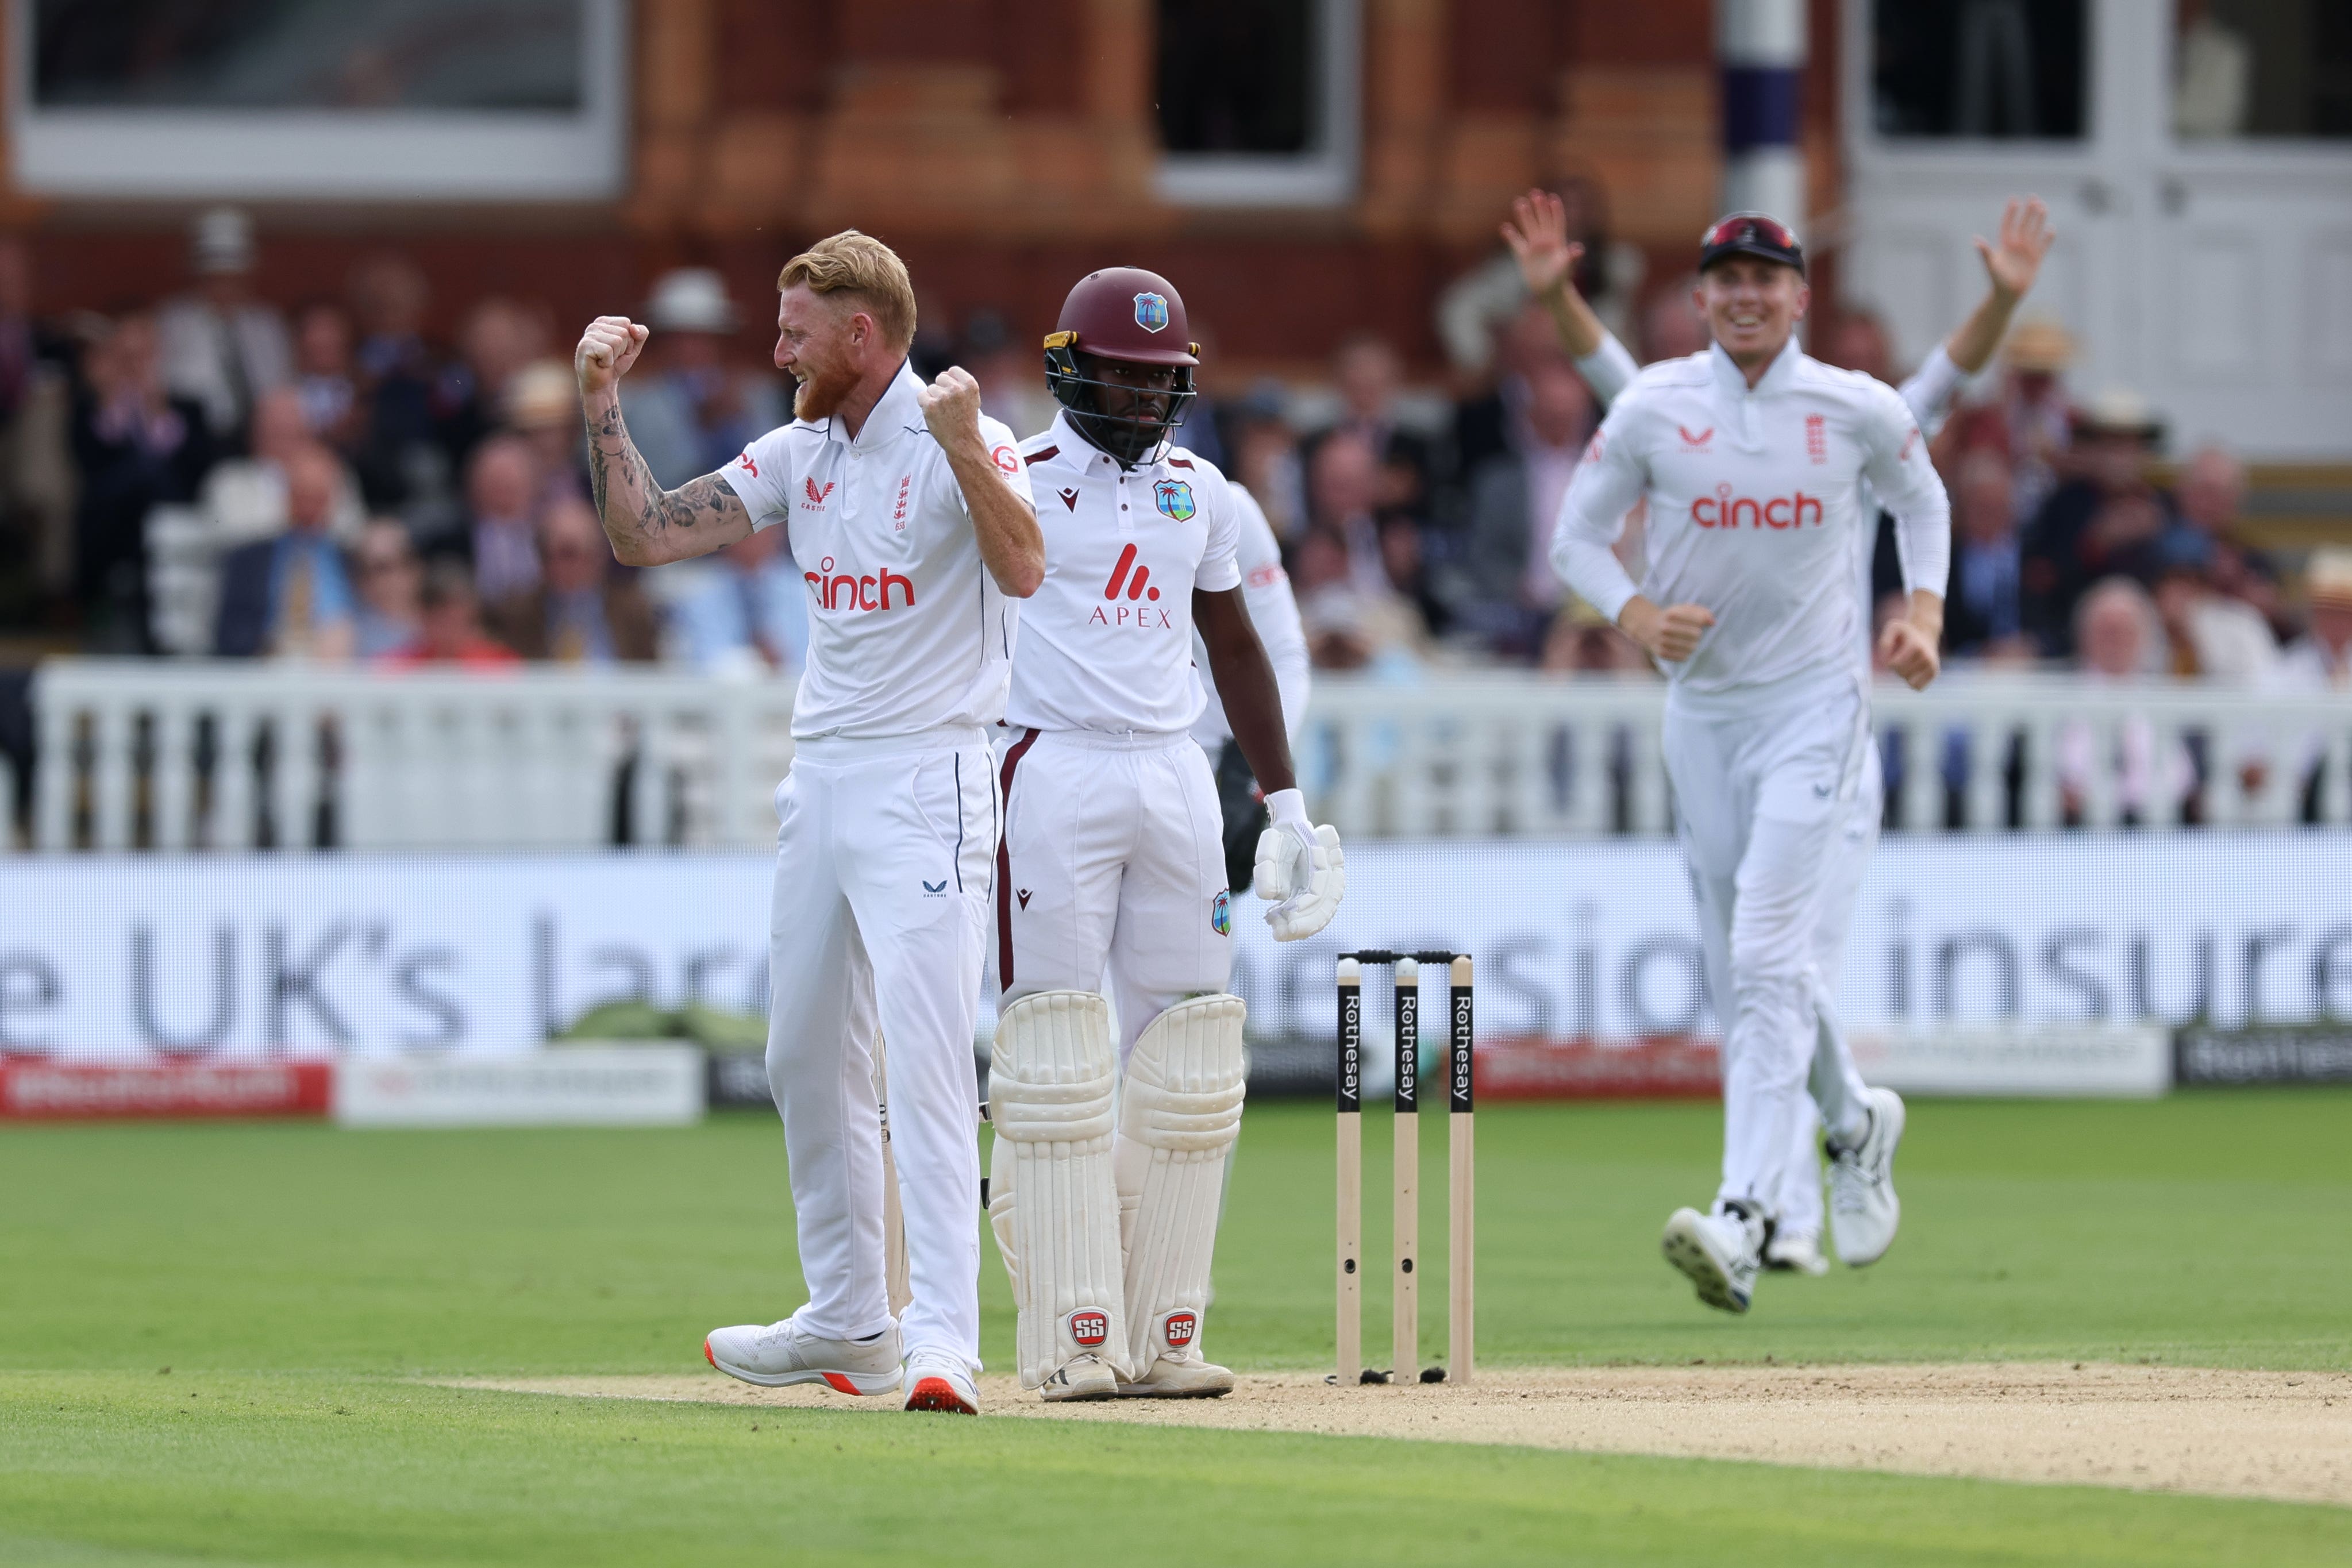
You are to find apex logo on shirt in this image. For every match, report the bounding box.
[1091,542,1178,630]
[1677,425,1714,450]
[802,554,917,611]
[802,476,835,510]
[1690,486,1824,531]
[1102,542,1161,603]
[1057,487,1080,512]
[1017,888,1033,910]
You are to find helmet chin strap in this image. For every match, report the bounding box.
[1071,407,1172,468]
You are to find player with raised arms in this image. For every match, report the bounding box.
[575,230,1044,1413]
[1550,214,1951,1312]
[986,268,1342,1401]
[1508,191,2052,1276]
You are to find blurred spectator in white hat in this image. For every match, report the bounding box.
[2020,387,2168,655]
[1993,316,2076,526]
[661,519,809,679]
[2271,549,2352,820]
[618,268,786,489]
[155,207,291,449]
[505,359,590,511]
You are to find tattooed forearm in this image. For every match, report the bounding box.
[580,394,752,566]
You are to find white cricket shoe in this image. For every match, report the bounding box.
[902,1350,981,1415]
[1117,1351,1236,1399]
[1828,1087,1906,1268]
[1763,1227,1829,1277]
[703,1317,902,1395]
[1040,1353,1119,1403]
[1661,1201,1764,1313]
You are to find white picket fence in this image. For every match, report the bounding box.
[18,658,2352,852]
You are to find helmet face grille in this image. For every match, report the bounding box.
[1045,343,1198,467]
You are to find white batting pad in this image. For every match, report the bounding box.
[990,989,1129,1388]
[1115,993,1248,1371]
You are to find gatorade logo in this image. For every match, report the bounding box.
[1068,1308,1110,1347]
[1162,1311,1198,1349]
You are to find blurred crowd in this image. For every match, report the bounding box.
[0,201,2343,712]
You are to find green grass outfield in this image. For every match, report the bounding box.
[3,1091,2347,1565]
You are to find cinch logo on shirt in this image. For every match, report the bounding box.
[1690,486,1825,531]
[802,554,916,611]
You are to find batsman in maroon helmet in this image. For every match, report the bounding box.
[984,267,1344,1403]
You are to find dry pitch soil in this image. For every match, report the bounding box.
[450,1362,2352,1507]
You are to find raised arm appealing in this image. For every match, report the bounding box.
[915,365,1044,598]
[576,314,754,568]
[1942,197,2055,378]
[1502,188,1642,406]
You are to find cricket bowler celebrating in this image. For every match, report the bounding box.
[1508,190,2051,1276]
[575,231,1044,1413]
[1552,214,1951,1313]
[988,267,1342,1400]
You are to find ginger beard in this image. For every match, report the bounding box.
[773,286,865,422]
[1693,256,1808,373]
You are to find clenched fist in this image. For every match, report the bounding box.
[1620,598,1716,664]
[915,365,984,454]
[576,315,649,396]
[1878,617,1942,691]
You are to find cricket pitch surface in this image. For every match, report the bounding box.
[446,1361,2351,1507]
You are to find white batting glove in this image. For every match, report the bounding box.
[1253,788,1345,942]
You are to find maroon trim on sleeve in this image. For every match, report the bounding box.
[994,727,1042,988]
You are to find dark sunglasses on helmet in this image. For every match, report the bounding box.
[1698,213,1805,275]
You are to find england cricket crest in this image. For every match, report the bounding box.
[1153,477,1196,521]
[1133,292,1171,333]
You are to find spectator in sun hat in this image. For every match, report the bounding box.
[618,268,787,489]
[2020,387,2169,655]
[2270,549,2352,819]
[156,207,292,448]
[1993,315,2077,526]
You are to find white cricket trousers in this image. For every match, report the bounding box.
[993,727,1233,1057]
[1662,672,1874,1223]
[765,726,996,1369]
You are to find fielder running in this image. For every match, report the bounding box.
[1550,213,1952,1313]
[576,232,1045,1412]
[988,267,1342,1400]
[1507,191,2052,1276]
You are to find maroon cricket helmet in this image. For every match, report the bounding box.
[1044,267,1202,464]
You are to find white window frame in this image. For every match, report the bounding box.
[6,0,628,201]
[1154,0,1360,209]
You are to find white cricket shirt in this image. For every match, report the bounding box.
[1006,413,1242,734]
[1191,481,1310,749]
[720,363,1034,740]
[1551,340,1950,696]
